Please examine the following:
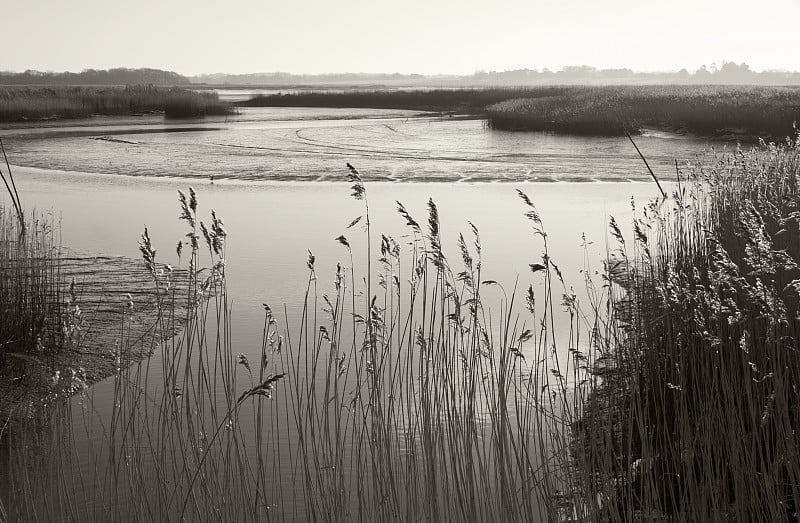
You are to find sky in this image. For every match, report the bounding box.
[1,0,799,75]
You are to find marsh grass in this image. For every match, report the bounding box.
[485,86,800,138]
[0,85,232,122]
[562,135,800,520]
[0,206,63,357]
[241,85,800,138]
[1,189,247,520]
[237,87,545,113]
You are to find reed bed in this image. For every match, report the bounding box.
[0,85,232,122]
[563,135,800,520]
[241,85,800,139]
[237,87,556,113]
[0,207,64,357]
[485,86,800,138]
[0,189,246,520]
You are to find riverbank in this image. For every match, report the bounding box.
[0,203,191,419]
[485,85,800,139]
[0,85,233,122]
[239,85,800,140]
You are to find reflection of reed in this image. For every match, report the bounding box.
[5,399,89,519]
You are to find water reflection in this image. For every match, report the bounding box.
[0,107,709,519]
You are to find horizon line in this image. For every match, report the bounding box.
[5,62,800,78]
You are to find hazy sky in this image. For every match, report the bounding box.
[2,0,799,75]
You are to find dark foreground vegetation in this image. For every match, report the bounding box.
[0,208,63,357]
[568,136,800,519]
[243,85,800,139]
[1,135,800,520]
[0,85,232,122]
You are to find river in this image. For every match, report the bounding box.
[0,106,723,520]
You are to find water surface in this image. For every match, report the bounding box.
[2,107,719,183]
[0,107,719,519]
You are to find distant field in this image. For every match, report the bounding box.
[240,85,800,139]
[0,85,233,122]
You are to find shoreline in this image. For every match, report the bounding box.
[11,163,666,185]
[0,254,191,421]
[239,85,800,140]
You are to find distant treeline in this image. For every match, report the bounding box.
[0,68,190,86]
[194,71,428,86]
[5,63,800,88]
[470,62,800,86]
[240,85,800,139]
[195,62,800,87]
[0,85,232,122]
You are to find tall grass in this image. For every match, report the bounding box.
[0,207,63,358]
[0,85,233,122]
[263,168,592,521]
[1,189,249,520]
[485,86,800,138]
[560,135,800,519]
